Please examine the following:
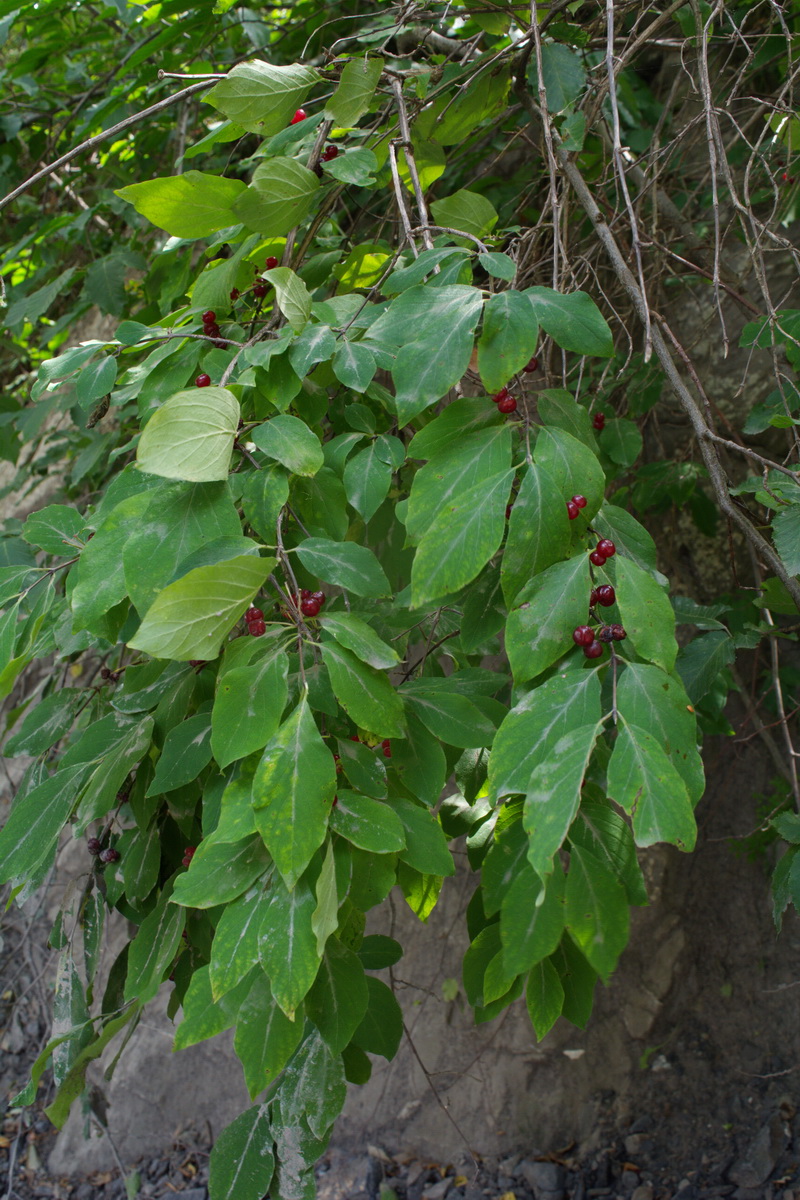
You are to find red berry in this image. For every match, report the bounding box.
[610,623,627,641]
[381,739,392,758]
[300,598,321,617]
[204,324,220,338]
[290,108,307,125]
[572,626,595,647]
[99,847,120,864]
[593,412,606,431]
[300,589,312,600]
[589,549,607,567]
[245,606,263,622]
[492,387,509,404]
[253,283,268,299]
[497,395,517,414]
[182,847,196,867]
[596,539,616,558]
[567,501,580,520]
[264,256,279,269]
[590,588,599,606]
[583,641,604,659]
[311,591,325,606]
[195,374,212,387]
[598,625,615,643]
[783,172,789,182]
[230,288,240,301]
[595,584,616,607]
[523,356,538,373]
[572,494,587,509]
[249,619,267,636]
[87,837,102,855]
[322,145,339,161]
[201,310,216,324]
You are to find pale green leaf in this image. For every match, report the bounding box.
[115,172,246,239]
[205,60,320,136]
[136,387,240,482]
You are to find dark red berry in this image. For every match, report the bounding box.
[253,283,268,299]
[300,589,312,600]
[100,667,111,679]
[596,539,616,558]
[583,640,604,659]
[204,324,220,338]
[590,587,599,606]
[381,738,392,758]
[249,619,267,636]
[593,412,605,431]
[609,623,627,641]
[505,504,513,520]
[264,256,279,269]
[87,837,102,855]
[195,374,212,387]
[230,288,240,302]
[182,847,196,867]
[598,625,615,643]
[589,549,607,567]
[572,494,587,509]
[523,356,538,373]
[290,108,307,125]
[99,847,120,864]
[322,145,339,161]
[492,387,509,404]
[311,591,325,606]
[567,501,580,520]
[202,310,216,325]
[300,598,321,617]
[497,395,517,414]
[572,626,595,647]
[214,340,226,350]
[245,606,263,622]
[595,584,616,607]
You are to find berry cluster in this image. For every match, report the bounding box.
[299,589,325,617]
[201,309,225,349]
[566,494,587,520]
[589,537,616,567]
[322,144,339,162]
[88,836,120,864]
[593,412,605,432]
[100,666,120,682]
[492,386,517,414]
[182,846,195,868]
[245,605,266,637]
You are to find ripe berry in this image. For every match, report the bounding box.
[572,626,595,647]
[290,108,307,125]
[590,587,599,606]
[583,641,604,659]
[572,494,587,509]
[609,623,627,641]
[87,837,102,855]
[264,256,279,269]
[99,847,120,864]
[201,310,216,325]
[311,590,325,607]
[589,549,607,567]
[567,501,580,520]
[497,395,517,414]
[245,606,263,622]
[593,412,606,431]
[598,625,615,643]
[230,288,240,302]
[100,667,112,679]
[249,619,267,636]
[195,374,212,387]
[596,539,616,558]
[492,387,509,404]
[322,145,339,161]
[204,324,220,338]
[182,847,196,868]
[595,584,616,607]
[300,598,321,617]
[381,739,392,758]
[523,356,538,373]
[253,283,268,299]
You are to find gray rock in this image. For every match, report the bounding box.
[729,1116,787,1188]
[421,1179,452,1200]
[621,1170,640,1192]
[498,1154,522,1176]
[518,1160,566,1193]
[72,1186,95,1200]
[177,1190,208,1200]
[630,1186,653,1200]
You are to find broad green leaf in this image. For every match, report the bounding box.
[211,651,289,768]
[358,935,403,970]
[384,248,470,296]
[407,397,501,460]
[429,189,498,240]
[124,882,184,1004]
[411,468,514,607]
[172,836,270,908]
[123,820,162,905]
[318,612,399,670]
[398,863,443,921]
[147,713,212,795]
[325,56,383,125]
[210,886,266,1001]
[535,43,586,112]
[534,426,606,517]
[206,60,320,135]
[263,266,312,333]
[614,555,677,672]
[311,841,339,960]
[5,689,83,757]
[536,389,595,448]
[352,977,403,1060]
[23,505,86,556]
[44,1007,140,1130]
[501,463,571,605]
[406,424,512,544]
[608,719,696,851]
[173,965,253,1051]
[343,443,392,522]
[391,712,448,807]
[391,796,455,877]
[478,252,516,281]
[305,939,369,1055]
[349,848,398,911]
[208,1104,274,1200]
[136,388,240,482]
[294,537,391,598]
[289,324,336,378]
[481,816,527,915]
[525,288,613,357]
[594,504,659,574]
[570,800,648,907]
[252,697,336,888]
[676,631,735,704]
[129,554,273,661]
[332,341,377,392]
[234,972,304,1098]
[251,414,324,477]
[551,935,597,1028]
[241,464,290,544]
[277,1028,348,1140]
[477,290,539,393]
[115,172,247,238]
[258,874,320,1017]
[602,417,643,468]
[773,503,800,574]
[564,845,629,981]
[76,354,117,409]
[321,641,405,737]
[234,159,320,237]
[323,146,378,185]
[69,491,151,634]
[402,686,497,749]
[524,719,603,881]
[505,555,593,685]
[329,791,406,853]
[463,924,504,1007]
[616,662,704,803]
[501,864,566,976]
[336,736,388,798]
[525,958,564,1040]
[73,715,155,830]
[51,951,91,1087]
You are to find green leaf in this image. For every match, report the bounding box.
[325,56,383,125]
[358,935,403,970]
[44,1006,140,1130]
[505,555,593,685]
[321,641,405,737]
[173,965,253,1051]
[323,147,379,186]
[614,555,677,672]
[208,1104,275,1200]
[305,939,369,1055]
[594,504,658,575]
[277,1028,348,1139]
[477,290,539,394]
[525,288,613,357]
[311,840,339,958]
[524,719,602,881]
[51,951,91,1086]
[289,324,336,378]
[406,397,501,460]
[233,972,304,1099]
[501,864,566,976]
[406,424,511,544]
[391,712,448,807]
[602,417,643,468]
[124,882,184,1004]
[136,387,240,482]
[616,662,704,803]
[534,426,606,517]
[343,443,392,522]
[210,886,265,1001]
[251,414,323,477]
[73,715,155,829]
[147,713,212,795]
[551,936,596,1028]
[570,800,648,907]
[332,341,377,392]
[206,60,320,135]
[294,537,391,598]
[536,389,595,448]
[123,821,162,906]
[535,43,586,112]
[329,791,406,853]
[336,736,388,798]
[525,957,564,1039]
[234,159,321,237]
[252,697,336,889]
[212,650,289,768]
[172,836,270,908]
[258,874,320,1017]
[263,266,312,333]
[564,844,629,981]
[501,463,571,605]
[0,765,83,884]
[241,464,290,544]
[402,685,497,750]
[116,172,246,239]
[478,252,516,281]
[411,468,515,607]
[129,554,273,662]
[318,612,399,670]
[6,689,83,757]
[69,491,152,634]
[772,503,800,574]
[608,719,696,851]
[352,977,403,1060]
[391,796,455,877]
[75,355,117,409]
[429,189,498,240]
